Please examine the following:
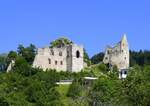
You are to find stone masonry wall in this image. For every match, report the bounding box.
[103,35,129,70]
[33,44,84,72]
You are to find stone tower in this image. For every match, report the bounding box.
[66,44,84,72]
[33,44,84,72]
[103,34,129,78]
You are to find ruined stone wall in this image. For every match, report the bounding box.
[71,44,84,72]
[33,47,67,71]
[103,35,129,70]
[33,44,84,72]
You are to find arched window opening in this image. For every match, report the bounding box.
[124,71,127,75]
[60,61,63,65]
[76,50,80,58]
[107,50,110,54]
[51,50,54,55]
[59,51,62,56]
[48,58,51,64]
[124,57,126,60]
[55,61,57,65]
[105,57,108,60]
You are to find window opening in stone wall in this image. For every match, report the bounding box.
[124,71,127,74]
[51,50,54,55]
[76,50,80,58]
[60,61,63,65]
[124,57,126,60]
[48,58,51,64]
[55,61,57,65]
[105,57,108,60]
[59,51,62,56]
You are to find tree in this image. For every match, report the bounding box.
[24,79,61,105]
[67,79,83,99]
[7,51,17,61]
[17,44,36,64]
[13,56,38,76]
[89,76,121,105]
[50,37,73,48]
[84,49,91,66]
[17,44,24,55]
[0,55,7,71]
[91,52,104,64]
[116,65,150,106]
[0,97,9,106]
[130,50,150,66]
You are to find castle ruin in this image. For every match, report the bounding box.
[33,43,84,72]
[103,34,129,79]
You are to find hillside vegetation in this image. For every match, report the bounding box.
[0,39,150,105]
[0,61,150,106]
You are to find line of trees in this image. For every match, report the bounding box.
[130,50,150,66]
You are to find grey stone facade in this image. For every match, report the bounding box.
[33,44,84,72]
[103,34,129,78]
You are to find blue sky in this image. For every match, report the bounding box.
[0,0,150,57]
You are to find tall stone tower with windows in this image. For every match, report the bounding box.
[66,44,84,72]
[33,43,84,72]
[103,34,129,78]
